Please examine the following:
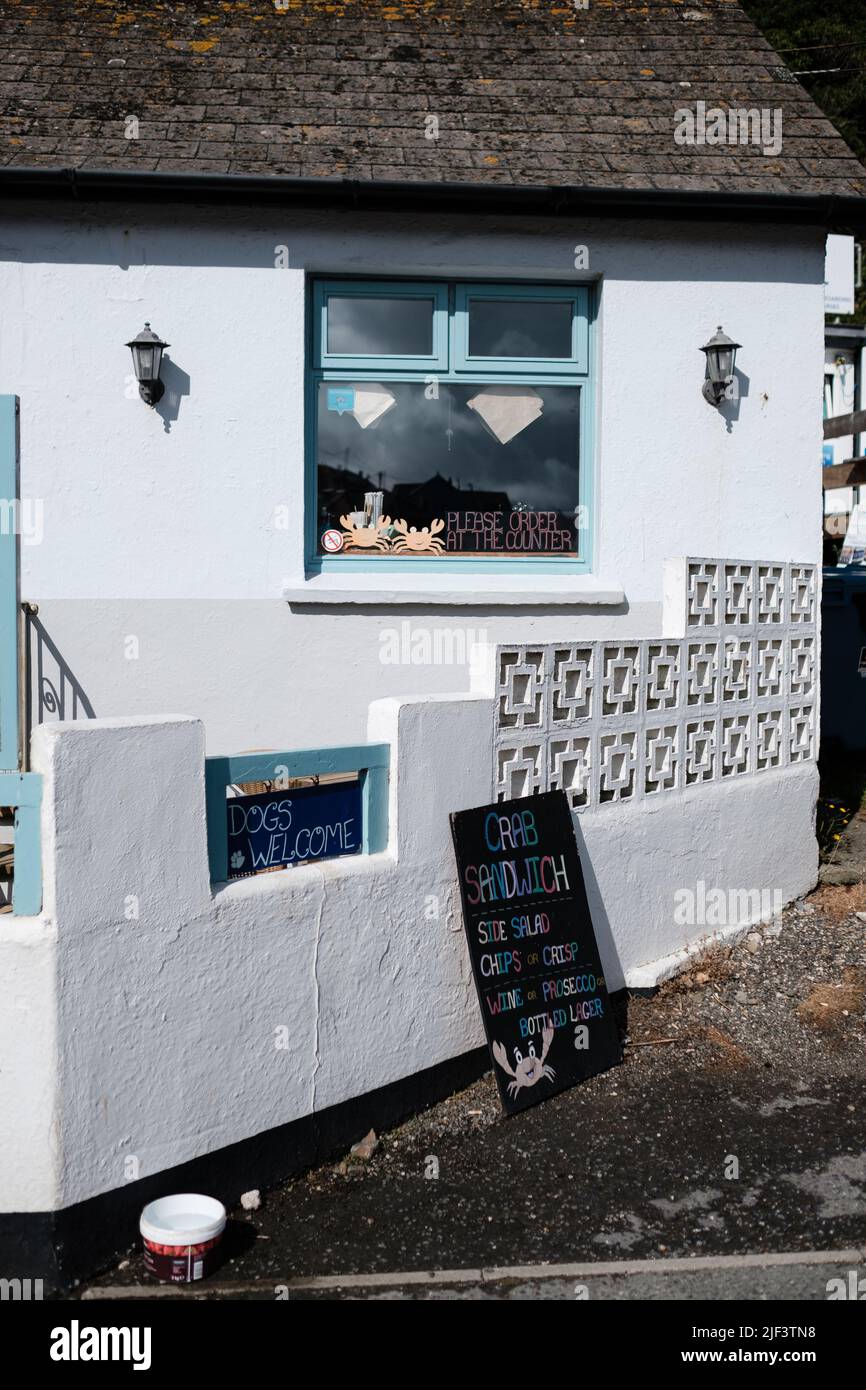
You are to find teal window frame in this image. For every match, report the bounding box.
[453,283,589,375]
[205,744,389,884]
[306,278,596,575]
[314,280,449,373]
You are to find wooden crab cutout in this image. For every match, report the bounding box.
[339,513,392,551]
[391,517,446,554]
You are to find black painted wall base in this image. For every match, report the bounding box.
[0,1045,489,1294]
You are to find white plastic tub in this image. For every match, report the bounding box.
[140,1193,227,1283]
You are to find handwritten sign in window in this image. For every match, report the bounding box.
[226,781,362,878]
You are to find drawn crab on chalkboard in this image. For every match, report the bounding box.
[492,1023,555,1098]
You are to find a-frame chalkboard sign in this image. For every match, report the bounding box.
[450,791,621,1115]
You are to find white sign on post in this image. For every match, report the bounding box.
[839,501,866,566]
[825,234,856,315]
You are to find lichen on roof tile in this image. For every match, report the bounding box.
[0,0,862,197]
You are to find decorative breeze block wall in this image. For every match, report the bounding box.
[495,559,817,810]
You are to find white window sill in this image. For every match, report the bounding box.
[282,573,625,606]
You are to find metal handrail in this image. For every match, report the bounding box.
[21,603,96,763]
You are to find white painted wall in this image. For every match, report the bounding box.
[22,701,494,1209]
[0,203,825,1215]
[0,917,57,1211]
[1,697,816,1212]
[0,201,824,751]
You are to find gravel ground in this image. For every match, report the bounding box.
[625,883,866,1080]
[79,883,866,1297]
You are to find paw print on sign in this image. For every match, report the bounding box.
[230,851,245,870]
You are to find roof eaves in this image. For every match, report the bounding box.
[2,165,866,229]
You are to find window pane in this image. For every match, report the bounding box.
[468,297,573,359]
[316,381,579,557]
[326,295,434,356]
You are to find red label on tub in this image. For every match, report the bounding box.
[143,1234,221,1283]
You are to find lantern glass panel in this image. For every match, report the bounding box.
[135,345,155,380]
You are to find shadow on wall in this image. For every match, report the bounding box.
[155,355,191,433]
[717,367,749,432]
[0,205,824,286]
[570,811,624,991]
[24,608,95,743]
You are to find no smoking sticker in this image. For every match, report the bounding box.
[321,528,344,553]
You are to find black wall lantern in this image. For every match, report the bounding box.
[700,325,740,406]
[126,322,168,406]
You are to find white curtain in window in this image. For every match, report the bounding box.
[467,384,544,444]
[351,384,397,429]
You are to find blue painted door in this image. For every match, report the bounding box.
[0,395,20,772]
